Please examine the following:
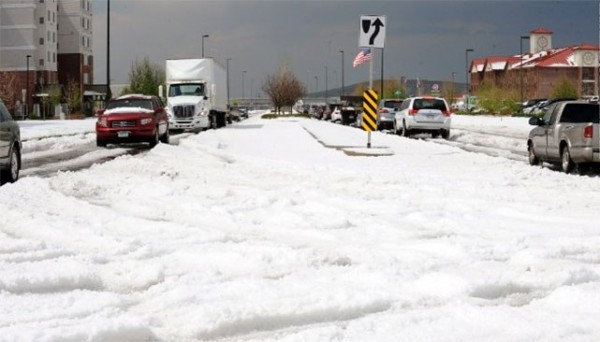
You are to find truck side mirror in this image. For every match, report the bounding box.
[528,116,542,126]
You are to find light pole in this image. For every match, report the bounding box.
[226,58,231,109]
[451,72,456,105]
[520,35,530,114]
[465,48,474,111]
[314,76,318,95]
[26,54,31,116]
[340,50,345,97]
[241,70,247,99]
[202,34,209,58]
[106,0,111,99]
[324,65,328,104]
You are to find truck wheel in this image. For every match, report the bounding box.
[528,143,540,166]
[210,115,217,129]
[561,145,574,173]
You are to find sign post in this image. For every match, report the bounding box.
[359,15,386,148]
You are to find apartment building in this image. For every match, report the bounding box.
[0,0,92,114]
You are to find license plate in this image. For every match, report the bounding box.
[117,131,130,138]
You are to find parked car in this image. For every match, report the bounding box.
[330,106,342,123]
[527,100,599,173]
[522,98,547,114]
[393,96,452,139]
[0,100,22,184]
[378,99,404,130]
[96,94,170,148]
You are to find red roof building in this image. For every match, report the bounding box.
[469,28,598,100]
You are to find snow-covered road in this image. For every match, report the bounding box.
[2,114,600,341]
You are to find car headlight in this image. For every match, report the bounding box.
[140,118,153,125]
[97,118,108,127]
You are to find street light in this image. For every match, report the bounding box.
[26,54,31,116]
[324,65,328,103]
[340,50,345,97]
[106,0,111,99]
[226,58,231,109]
[241,70,247,99]
[520,35,530,114]
[451,71,456,105]
[202,34,209,58]
[465,48,474,111]
[314,76,318,94]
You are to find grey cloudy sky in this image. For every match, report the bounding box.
[92,0,599,97]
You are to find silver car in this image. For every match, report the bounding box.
[0,100,22,184]
[377,99,403,131]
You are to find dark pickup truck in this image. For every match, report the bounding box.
[527,100,599,173]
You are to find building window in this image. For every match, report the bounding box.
[39,38,44,45]
[53,52,56,63]
[40,0,44,3]
[82,36,85,46]
[52,32,55,42]
[39,17,44,24]
[47,10,50,21]
[39,59,44,67]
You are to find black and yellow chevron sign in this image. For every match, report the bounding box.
[361,89,378,131]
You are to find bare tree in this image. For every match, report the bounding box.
[0,72,18,112]
[263,63,306,114]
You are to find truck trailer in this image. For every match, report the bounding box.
[162,58,228,132]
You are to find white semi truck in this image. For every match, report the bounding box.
[162,58,228,131]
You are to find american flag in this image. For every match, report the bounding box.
[352,48,372,68]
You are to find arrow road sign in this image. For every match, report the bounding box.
[359,15,386,48]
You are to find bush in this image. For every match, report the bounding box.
[476,82,519,115]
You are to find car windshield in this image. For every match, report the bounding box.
[414,99,447,111]
[383,100,403,109]
[106,99,154,111]
[169,83,205,97]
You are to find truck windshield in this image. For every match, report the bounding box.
[169,83,205,97]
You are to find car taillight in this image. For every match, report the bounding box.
[379,108,388,113]
[583,125,593,138]
[442,110,452,116]
[97,118,108,127]
[408,109,419,115]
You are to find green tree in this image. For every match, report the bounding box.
[65,80,81,115]
[475,81,520,115]
[124,57,165,96]
[550,77,579,100]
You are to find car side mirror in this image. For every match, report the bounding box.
[203,95,208,100]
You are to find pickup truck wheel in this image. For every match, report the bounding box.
[561,145,574,173]
[528,144,540,166]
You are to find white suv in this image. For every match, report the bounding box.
[393,96,451,139]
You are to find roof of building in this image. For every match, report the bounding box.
[531,27,553,34]
[470,44,599,72]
